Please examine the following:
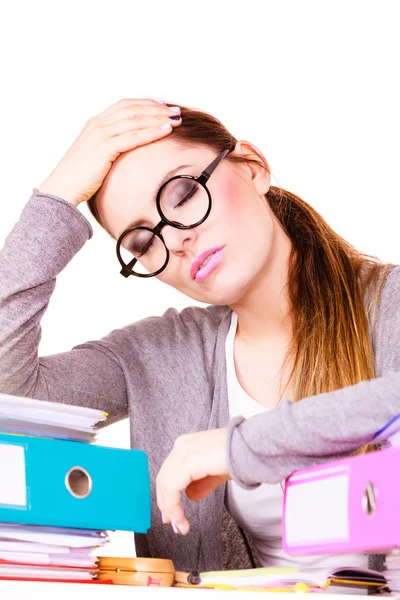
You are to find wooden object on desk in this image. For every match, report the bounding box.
[97,557,175,586]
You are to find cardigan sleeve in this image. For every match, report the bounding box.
[0,189,128,425]
[227,266,400,488]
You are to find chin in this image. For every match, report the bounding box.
[190,272,250,306]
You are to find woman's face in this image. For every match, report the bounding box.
[96,138,276,306]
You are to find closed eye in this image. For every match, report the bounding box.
[133,235,155,256]
[175,184,198,207]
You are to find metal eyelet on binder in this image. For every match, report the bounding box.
[362,481,376,516]
[65,466,92,499]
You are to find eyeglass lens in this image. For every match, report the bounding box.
[119,179,209,276]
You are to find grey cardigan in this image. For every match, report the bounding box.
[1,189,400,572]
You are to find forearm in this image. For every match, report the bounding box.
[0,189,93,396]
[227,370,400,488]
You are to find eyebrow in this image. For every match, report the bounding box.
[124,164,193,230]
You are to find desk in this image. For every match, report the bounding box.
[0,581,396,599]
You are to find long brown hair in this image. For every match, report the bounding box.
[88,104,391,453]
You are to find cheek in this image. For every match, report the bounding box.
[218,176,242,207]
[212,177,247,226]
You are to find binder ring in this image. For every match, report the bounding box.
[65,466,92,499]
[362,481,376,517]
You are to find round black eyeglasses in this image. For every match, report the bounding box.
[116,147,232,278]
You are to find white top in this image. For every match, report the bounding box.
[225,311,369,576]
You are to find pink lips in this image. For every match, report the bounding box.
[190,246,225,282]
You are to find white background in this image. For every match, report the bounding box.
[0,0,399,554]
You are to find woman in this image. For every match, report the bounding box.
[0,98,399,575]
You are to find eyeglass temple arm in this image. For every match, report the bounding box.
[200,148,232,182]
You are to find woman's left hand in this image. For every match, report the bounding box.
[156,428,230,535]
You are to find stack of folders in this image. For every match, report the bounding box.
[0,392,151,583]
[282,412,400,594]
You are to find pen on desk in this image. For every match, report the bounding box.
[174,571,201,585]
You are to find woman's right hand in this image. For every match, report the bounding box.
[38,98,182,207]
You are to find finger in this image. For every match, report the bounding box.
[186,475,227,502]
[100,103,181,126]
[170,505,190,535]
[104,114,181,137]
[166,467,211,534]
[109,122,177,154]
[98,97,161,118]
[156,459,196,534]
[157,467,191,516]
[157,482,190,534]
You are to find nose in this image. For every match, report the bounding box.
[160,223,197,254]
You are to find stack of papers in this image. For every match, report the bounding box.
[198,566,387,592]
[0,392,107,442]
[383,551,400,593]
[0,523,109,581]
[0,392,112,583]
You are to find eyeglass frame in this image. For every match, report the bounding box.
[116,146,233,278]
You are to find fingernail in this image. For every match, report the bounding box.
[161,513,167,524]
[168,106,181,113]
[171,515,180,534]
[171,522,179,534]
[160,123,172,131]
[169,115,181,121]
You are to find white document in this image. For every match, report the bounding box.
[48,556,98,568]
[0,393,107,433]
[0,392,106,419]
[0,419,95,441]
[0,523,109,548]
[0,565,94,579]
[0,551,97,568]
[0,541,69,553]
[0,551,50,565]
